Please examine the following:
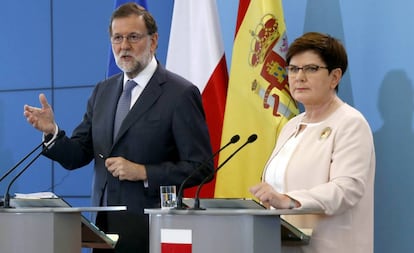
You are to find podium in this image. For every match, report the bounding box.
[145,202,318,253]
[0,206,125,253]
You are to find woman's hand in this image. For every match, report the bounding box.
[249,182,299,209]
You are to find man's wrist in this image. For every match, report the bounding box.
[43,124,59,145]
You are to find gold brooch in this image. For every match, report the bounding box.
[320,127,332,139]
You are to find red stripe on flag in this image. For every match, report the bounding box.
[167,0,229,199]
[161,243,192,253]
[184,55,228,198]
[234,0,251,37]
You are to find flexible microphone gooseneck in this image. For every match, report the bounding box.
[0,142,45,184]
[175,134,240,209]
[2,131,64,208]
[192,134,258,210]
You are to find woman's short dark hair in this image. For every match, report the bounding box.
[286,32,348,75]
[108,2,158,36]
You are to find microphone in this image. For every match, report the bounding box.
[174,134,240,209]
[192,134,258,210]
[2,131,64,208]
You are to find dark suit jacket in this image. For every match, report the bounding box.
[44,63,213,252]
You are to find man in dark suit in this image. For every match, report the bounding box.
[23,3,213,253]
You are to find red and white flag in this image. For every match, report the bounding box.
[161,229,192,253]
[166,0,229,197]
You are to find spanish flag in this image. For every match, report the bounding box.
[215,0,298,198]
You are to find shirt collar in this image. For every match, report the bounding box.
[123,56,157,89]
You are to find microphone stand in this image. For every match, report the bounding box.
[3,131,63,208]
[175,134,240,209]
[192,134,257,210]
[3,151,45,208]
[0,142,44,183]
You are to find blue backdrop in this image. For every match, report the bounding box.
[0,1,410,252]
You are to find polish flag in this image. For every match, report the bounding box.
[166,0,229,197]
[161,229,192,253]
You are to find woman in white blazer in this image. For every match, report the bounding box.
[250,32,375,253]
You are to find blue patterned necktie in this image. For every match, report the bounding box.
[113,80,137,140]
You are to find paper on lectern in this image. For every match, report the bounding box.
[14,192,58,199]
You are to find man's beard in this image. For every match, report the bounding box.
[115,50,151,77]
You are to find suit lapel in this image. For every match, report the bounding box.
[112,65,165,144]
[103,75,123,147]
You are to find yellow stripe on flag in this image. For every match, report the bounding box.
[215,0,298,198]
